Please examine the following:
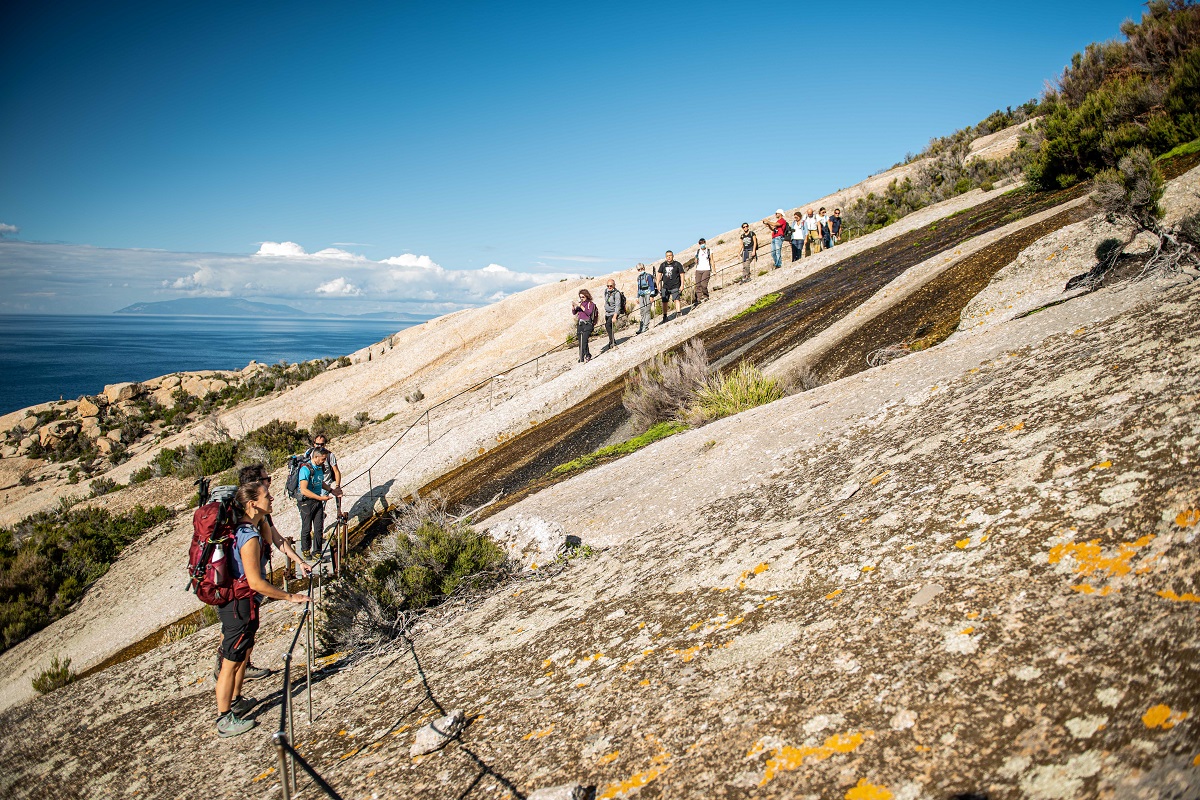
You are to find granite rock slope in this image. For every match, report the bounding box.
[2,270,1196,799]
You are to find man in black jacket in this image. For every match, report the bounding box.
[657,250,686,324]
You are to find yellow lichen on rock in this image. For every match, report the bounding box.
[1142,704,1189,729]
[845,778,894,800]
[758,732,870,786]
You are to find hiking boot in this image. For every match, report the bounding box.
[245,663,272,680]
[231,695,258,716]
[216,711,257,738]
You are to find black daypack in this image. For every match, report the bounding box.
[285,454,311,500]
[618,290,628,315]
[783,221,795,239]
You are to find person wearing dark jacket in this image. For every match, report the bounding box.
[657,251,686,323]
[602,279,622,351]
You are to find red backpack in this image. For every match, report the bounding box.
[186,483,257,605]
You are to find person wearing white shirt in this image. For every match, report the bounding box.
[693,238,713,305]
[803,209,823,257]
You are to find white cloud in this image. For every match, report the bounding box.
[381,253,440,269]
[0,238,583,315]
[255,241,365,261]
[0,223,19,237]
[315,277,362,296]
[255,241,307,257]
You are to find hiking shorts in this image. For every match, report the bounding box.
[218,597,259,663]
[662,287,681,303]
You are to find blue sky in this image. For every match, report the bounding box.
[0,0,1145,314]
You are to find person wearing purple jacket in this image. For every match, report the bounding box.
[571,288,598,363]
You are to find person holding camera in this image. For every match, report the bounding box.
[572,288,598,362]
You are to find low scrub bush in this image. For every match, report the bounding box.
[622,339,711,434]
[163,621,200,643]
[684,361,784,426]
[318,494,509,653]
[0,504,173,653]
[31,656,76,695]
[242,419,310,468]
[89,477,124,497]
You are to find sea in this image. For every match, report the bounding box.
[0,314,421,416]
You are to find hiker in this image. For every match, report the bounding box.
[693,239,713,305]
[657,250,686,323]
[306,433,341,491]
[791,211,805,261]
[211,464,312,683]
[634,263,657,334]
[298,447,341,558]
[602,279,623,351]
[762,210,788,268]
[214,481,309,738]
[803,209,823,257]
[829,207,843,246]
[739,223,758,282]
[572,288,598,362]
[818,207,832,250]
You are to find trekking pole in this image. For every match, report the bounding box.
[425,410,430,445]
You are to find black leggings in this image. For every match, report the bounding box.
[577,321,593,361]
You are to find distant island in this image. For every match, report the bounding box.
[114,297,428,322]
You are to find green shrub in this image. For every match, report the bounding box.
[336,356,351,368]
[192,440,237,477]
[685,361,784,426]
[243,419,310,468]
[319,495,509,652]
[0,504,173,653]
[1028,3,1200,189]
[129,466,154,484]
[31,656,76,695]
[1095,237,1125,264]
[89,477,124,497]
[311,413,352,438]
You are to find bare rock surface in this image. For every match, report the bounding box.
[1,261,1197,799]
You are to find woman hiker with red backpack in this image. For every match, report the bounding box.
[214,481,310,738]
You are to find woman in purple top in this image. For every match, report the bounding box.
[571,288,598,363]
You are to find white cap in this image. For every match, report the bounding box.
[776,208,785,215]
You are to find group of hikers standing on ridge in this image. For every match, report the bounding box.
[762,206,842,268]
[188,433,345,737]
[570,206,841,363]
